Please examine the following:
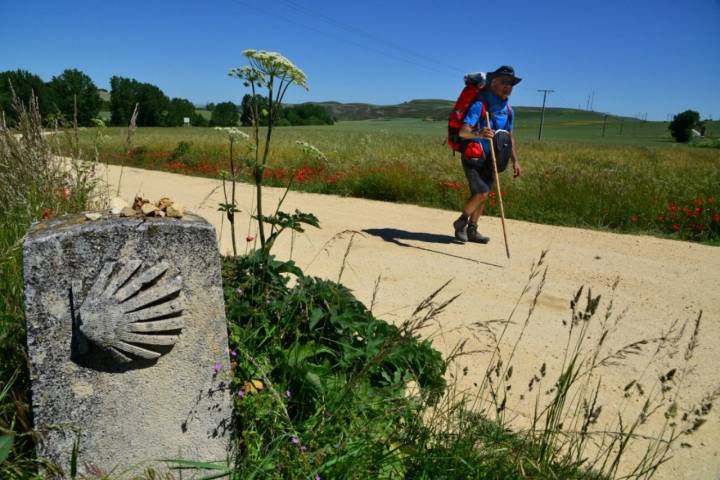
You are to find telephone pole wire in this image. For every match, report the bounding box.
[537,89,554,140]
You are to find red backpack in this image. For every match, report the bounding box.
[447,73,513,154]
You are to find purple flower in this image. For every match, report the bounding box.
[213,362,222,374]
[315,475,320,480]
[230,349,237,358]
[235,287,243,296]
[237,388,246,398]
[285,390,292,399]
[291,436,299,445]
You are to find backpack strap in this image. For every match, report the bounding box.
[476,90,489,130]
[480,90,513,131]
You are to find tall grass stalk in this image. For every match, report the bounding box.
[0,93,99,476]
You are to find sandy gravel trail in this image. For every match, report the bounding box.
[103,164,720,479]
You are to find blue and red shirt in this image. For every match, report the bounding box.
[463,92,513,158]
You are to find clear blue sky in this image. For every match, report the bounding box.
[1,0,719,120]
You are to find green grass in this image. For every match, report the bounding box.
[4,98,716,478]
[74,116,720,242]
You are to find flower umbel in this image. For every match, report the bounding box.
[214,127,250,141]
[229,49,308,90]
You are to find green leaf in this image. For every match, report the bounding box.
[0,435,14,463]
[70,435,79,479]
[305,371,322,391]
[309,307,324,330]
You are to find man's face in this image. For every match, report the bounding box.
[490,76,515,99]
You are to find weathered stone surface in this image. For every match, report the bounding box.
[23,213,232,475]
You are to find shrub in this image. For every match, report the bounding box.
[211,101,240,127]
[668,110,700,143]
[169,140,194,165]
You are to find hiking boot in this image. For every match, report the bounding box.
[453,216,468,242]
[466,223,490,244]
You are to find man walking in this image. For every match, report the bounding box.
[453,65,522,243]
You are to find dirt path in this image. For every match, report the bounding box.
[103,164,720,479]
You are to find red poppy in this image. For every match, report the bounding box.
[672,223,681,231]
[42,210,52,220]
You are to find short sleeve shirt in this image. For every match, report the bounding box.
[463,92,513,155]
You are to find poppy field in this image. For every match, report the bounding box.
[75,118,719,243]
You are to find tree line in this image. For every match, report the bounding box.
[0,68,333,128]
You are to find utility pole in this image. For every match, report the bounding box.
[601,114,608,137]
[537,89,554,140]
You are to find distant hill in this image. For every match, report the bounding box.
[302,99,624,123]
[311,99,454,121]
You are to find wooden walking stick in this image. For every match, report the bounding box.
[484,112,511,259]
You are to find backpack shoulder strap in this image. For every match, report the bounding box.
[476,90,489,128]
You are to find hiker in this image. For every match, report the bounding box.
[453,66,522,243]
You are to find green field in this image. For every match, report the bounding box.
[75,112,720,243]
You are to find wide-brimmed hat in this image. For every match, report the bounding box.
[490,65,522,85]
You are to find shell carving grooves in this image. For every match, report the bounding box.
[72,260,185,363]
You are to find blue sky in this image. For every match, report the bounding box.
[1,0,719,120]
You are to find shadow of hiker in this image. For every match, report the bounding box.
[363,228,504,269]
[364,228,463,245]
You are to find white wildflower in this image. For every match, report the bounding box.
[229,49,308,90]
[214,127,250,140]
[295,140,326,162]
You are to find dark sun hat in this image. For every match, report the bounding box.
[490,65,522,85]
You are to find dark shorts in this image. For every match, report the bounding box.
[461,156,494,194]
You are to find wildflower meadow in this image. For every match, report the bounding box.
[73,119,720,243]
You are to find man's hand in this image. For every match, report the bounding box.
[477,127,494,139]
[512,160,522,178]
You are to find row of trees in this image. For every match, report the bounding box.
[239,94,333,126]
[1,69,334,128]
[0,69,102,126]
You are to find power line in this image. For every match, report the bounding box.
[274,0,463,74]
[226,0,461,77]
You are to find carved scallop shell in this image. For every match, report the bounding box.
[72,260,185,363]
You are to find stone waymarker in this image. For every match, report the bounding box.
[23,213,232,475]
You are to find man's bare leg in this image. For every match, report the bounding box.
[468,193,488,223]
